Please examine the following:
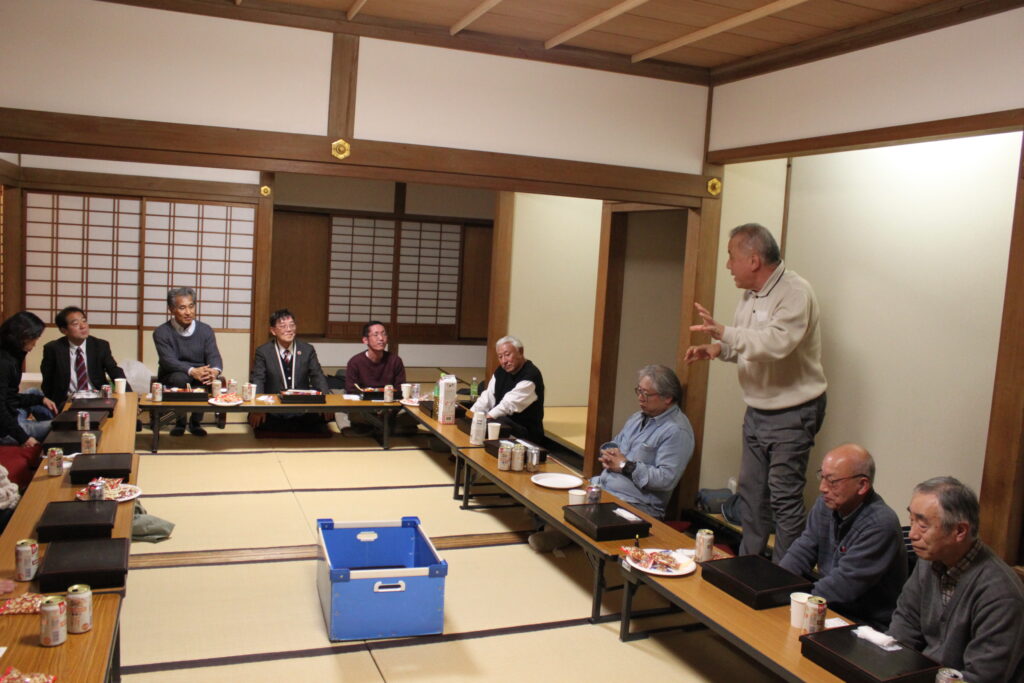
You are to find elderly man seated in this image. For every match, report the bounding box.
[887,477,1024,682]
[470,335,545,443]
[778,444,907,629]
[530,364,693,552]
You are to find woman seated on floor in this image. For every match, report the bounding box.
[0,311,58,448]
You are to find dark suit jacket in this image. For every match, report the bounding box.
[250,340,329,394]
[41,336,129,407]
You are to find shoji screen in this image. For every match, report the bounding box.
[328,216,395,325]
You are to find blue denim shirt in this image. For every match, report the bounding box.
[591,404,694,518]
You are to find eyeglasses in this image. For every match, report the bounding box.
[634,386,661,399]
[815,470,866,488]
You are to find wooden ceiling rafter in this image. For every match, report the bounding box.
[346,0,368,22]
[632,0,815,63]
[451,0,505,36]
[544,0,651,50]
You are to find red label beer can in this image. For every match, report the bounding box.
[47,448,64,476]
[151,382,163,402]
[67,584,93,634]
[803,596,827,633]
[101,384,112,398]
[76,411,90,431]
[497,442,512,471]
[81,432,97,454]
[384,384,394,402]
[88,480,106,501]
[40,596,67,646]
[15,539,39,581]
[695,528,715,563]
[586,484,602,503]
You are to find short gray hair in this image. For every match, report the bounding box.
[496,335,523,352]
[637,364,683,404]
[167,287,196,309]
[730,223,781,266]
[914,476,979,539]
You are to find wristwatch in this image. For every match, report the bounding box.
[620,461,637,477]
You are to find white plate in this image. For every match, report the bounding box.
[72,390,100,399]
[530,473,584,489]
[624,548,696,577]
[209,399,243,407]
[76,483,142,503]
[400,398,420,406]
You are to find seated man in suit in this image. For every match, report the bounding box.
[779,444,907,630]
[888,477,1024,682]
[249,309,329,433]
[153,286,223,437]
[470,335,545,443]
[41,306,131,408]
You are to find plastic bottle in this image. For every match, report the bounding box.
[470,377,479,401]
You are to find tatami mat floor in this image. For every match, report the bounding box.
[123,425,783,682]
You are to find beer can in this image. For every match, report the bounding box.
[803,596,827,633]
[87,480,106,501]
[67,584,93,634]
[151,382,163,402]
[411,384,421,401]
[384,384,394,402]
[211,379,222,397]
[101,384,112,399]
[15,539,39,581]
[511,442,526,471]
[47,448,64,476]
[526,447,541,472]
[227,379,238,394]
[81,432,97,454]
[695,528,715,563]
[40,596,67,646]
[242,382,256,402]
[76,411,90,431]
[586,484,602,503]
[497,441,512,471]
[935,669,964,682]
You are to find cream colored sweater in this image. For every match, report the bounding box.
[0,464,20,510]
[718,263,827,410]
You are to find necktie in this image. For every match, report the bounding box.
[282,350,291,367]
[75,347,89,391]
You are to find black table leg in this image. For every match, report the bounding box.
[619,570,648,641]
[452,452,464,500]
[590,554,606,622]
[382,409,391,449]
[149,408,160,453]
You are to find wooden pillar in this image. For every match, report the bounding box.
[328,34,359,140]
[251,171,274,359]
[1,181,24,318]
[979,134,1024,565]
[485,192,515,377]
[583,206,628,477]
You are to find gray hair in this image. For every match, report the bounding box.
[730,223,781,266]
[637,364,683,404]
[495,335,523,352]
[914,476,979,539]
[167,287,196,309]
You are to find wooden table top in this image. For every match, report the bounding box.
[404,404,483,452]
[139,393,398,410]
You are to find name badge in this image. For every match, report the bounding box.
[754,309,769,322]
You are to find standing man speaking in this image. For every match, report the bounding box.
[685,223,827,560]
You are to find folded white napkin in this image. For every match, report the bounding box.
[853,625,901,651]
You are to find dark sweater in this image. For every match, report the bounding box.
[888,543,1024,682]
[779,490,907,629]
[0,346,43,444]
[153,320,224,381]
[345,350,406,393]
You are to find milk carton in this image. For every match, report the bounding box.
[438,374,458,425]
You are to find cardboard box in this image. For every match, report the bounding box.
[800,625,941,683]
[437,375,458,425]
[316,517,447,641]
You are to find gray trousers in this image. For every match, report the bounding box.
[737,393,826,561]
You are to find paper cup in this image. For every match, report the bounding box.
[400,383,411,400]
[790,592,811,628]
[114,378,127,395]
[568,489,587,505]
[487,422,501,440]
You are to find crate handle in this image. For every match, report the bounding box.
[356,531,378,542]
[373,581,406,593]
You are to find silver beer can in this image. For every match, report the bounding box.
[497,441,512,471]
[81,432,97,454]
[77,411,91,431]
[803,596,827,633]
[511,443,526,471]
[101,384,112,398]
[15,538,39,581]
[40,596,67,646]
[526,447,541,472]
[586,484,602,503]
[227,379,238,394]
[211,379,222,397]
[88,480,106,501]
[151,382,163,402]
[242,382,256,401]
[47,448,64,476]
[384,384,394,402]
[695,528,715,563]
[67,584,93,634]
[935,669,964,682]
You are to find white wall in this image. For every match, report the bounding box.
[0,0,332,135]
[700,160,788,491]
[508,194,602,407]
[710,8,1024,151]
[356,39,708,174]
[699,134,1020,512]
[21,156,259,184]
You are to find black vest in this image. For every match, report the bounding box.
[494,360,545,441]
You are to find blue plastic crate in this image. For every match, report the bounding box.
[316,516,447,641]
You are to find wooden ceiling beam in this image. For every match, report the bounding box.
[451,0,504,36]
[346,0,368,21]
[632,0,812,63]
[545,0,650,50]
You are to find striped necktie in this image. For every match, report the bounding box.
[75,347,89,391]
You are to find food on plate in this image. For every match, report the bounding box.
[620,546,683,572]
[213,392,241,403]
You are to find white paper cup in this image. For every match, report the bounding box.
[487,422,501,440]
[790,592,811,628]
[568,489,587,505]
[400,383,411,400]
[114,378,127,395]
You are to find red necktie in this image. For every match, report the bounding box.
[75,347,89,391]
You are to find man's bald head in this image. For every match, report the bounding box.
[824,443,875,482]
[818,444,874,516]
